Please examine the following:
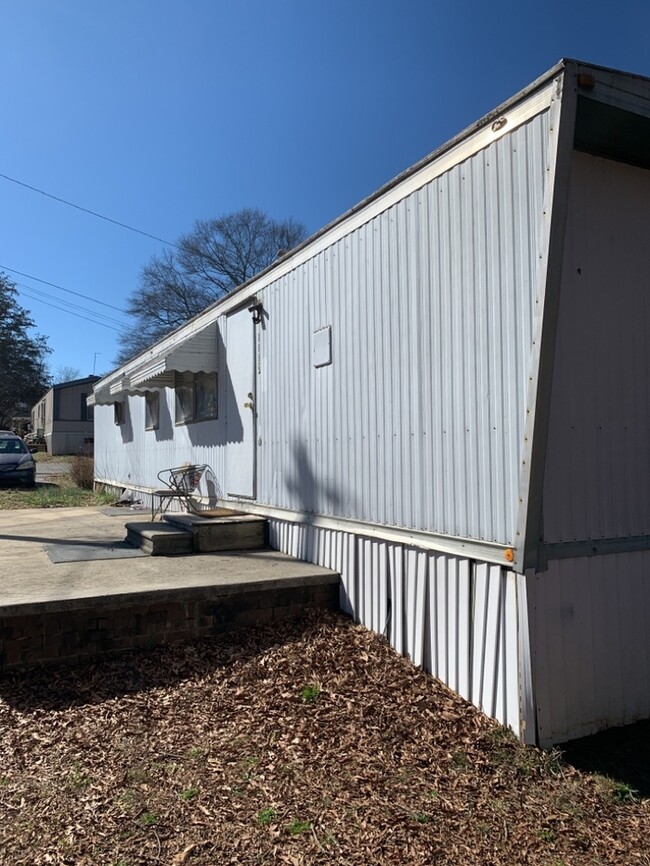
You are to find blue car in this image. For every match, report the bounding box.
[0,431,36,487]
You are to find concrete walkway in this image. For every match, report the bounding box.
[0,507,337,613]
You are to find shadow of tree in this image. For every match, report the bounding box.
[284,442,343,516]
[0,610,353,713]
[560,720,650,798]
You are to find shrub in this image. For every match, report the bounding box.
[70,454,95,490]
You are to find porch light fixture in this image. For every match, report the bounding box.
[248,302,264,325]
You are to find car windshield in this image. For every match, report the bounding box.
[0,438,28,454]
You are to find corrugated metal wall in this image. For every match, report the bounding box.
[534,143,650,745]
[543,152,650,543]
[527,551,650,746]
[269,519,524,736]
[94,322,232,503]
[259,111,551,545]
[93,391,227,502]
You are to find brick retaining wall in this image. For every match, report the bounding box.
[0,583,339,671]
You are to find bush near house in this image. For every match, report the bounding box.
[70,454,94,490]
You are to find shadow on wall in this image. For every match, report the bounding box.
[118,402,133,444]
[282,443,361,564]
[197,465,222,507]
[187,322,244,448]
[153,388,218,449]
[217,318,243,446]
[155,391,174,443]
[285,442,343,517]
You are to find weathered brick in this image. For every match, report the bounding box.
[232,607,274,628]
[0,577,341,671]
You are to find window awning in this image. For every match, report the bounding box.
[131,321,218,387]
[89,321,219,405]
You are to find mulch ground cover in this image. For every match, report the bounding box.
[0,610,648,865]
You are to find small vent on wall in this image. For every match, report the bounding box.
[312,325,332,368]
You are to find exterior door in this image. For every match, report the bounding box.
[225,306,256,498]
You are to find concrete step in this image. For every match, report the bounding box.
[164,512,266,553]
[125,521,194,556]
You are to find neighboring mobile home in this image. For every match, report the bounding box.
[32,375,100,455]
[91,59,650,747]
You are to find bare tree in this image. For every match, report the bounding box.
[116,209,306,363]
[54,365,82,383]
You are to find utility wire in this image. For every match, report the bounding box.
[17,285,123,328]
[14,281,126,328]
[16,287,123,332]
[0,264,127,313]
[0,171,176,247]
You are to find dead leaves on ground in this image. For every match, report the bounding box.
[0,610,648,865]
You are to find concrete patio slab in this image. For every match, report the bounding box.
[0,507,338,614]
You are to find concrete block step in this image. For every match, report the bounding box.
[164,512,266,553]
[125,521,194,556]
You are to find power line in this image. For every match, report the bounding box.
[14,282,125,328]
[0,264,127,313]
[17,287,123,332]
[0,171,176,247]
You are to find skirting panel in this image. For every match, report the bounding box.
[268,519,524,736]
[528,551,650,746]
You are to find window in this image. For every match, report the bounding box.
[80,393,93,422]
[114,402,125,425]
[145,392,160,430]
[174,372,217,424]
[195,373,218,421]
[175,372,195,425]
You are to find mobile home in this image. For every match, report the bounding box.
[91,59,650,746]
[32,375,100,455]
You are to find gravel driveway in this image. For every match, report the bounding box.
[36,460,72,480]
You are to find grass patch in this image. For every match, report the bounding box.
[138,812,159,827]
[451,751,469,769]
[66,769,92,791]
[287,819,311,835]
[0,474,117,510]
[413,812,430,824]
[300,684,320,703]
[593,774,638,803]
[256,807,277,825]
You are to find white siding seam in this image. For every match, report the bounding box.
[514,73,578,570]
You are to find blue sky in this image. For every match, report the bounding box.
[2,0,649,379]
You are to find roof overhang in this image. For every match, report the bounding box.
[89,322,218,405]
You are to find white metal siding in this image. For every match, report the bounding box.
[259,111,550,545]
[527,551,650,746]
[543,152,650,543]
[94,321,235,505]
[93,390,227,505]
[268,519,523,735]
